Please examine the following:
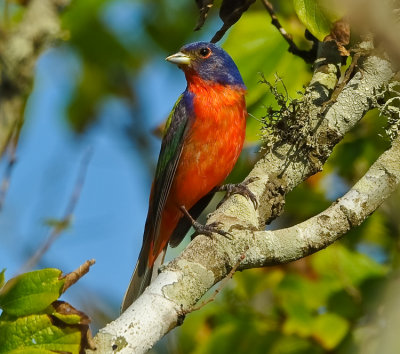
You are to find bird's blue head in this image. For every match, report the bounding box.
[166,41,245,88]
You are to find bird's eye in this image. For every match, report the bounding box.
[199,47,211,58]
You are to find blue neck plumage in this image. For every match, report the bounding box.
[196,59,246,88]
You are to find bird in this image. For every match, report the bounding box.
[121,41,249,312]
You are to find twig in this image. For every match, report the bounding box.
[0,118,24,211]
[211,23,230,44]
[261,0,317,63]
[61,259,96,293]
[320,52,362,115]
[0,143,17,212]
[19,147,93,273]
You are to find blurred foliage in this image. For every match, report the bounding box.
[61,0,199,132]
[1,0,399,353]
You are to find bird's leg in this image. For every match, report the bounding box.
[179,205,231,239]
[217,177,259,209]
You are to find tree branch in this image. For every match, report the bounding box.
[0,0,69,155]
[91,41,396,353]
[260,0,317,63]
[240,134,400,268]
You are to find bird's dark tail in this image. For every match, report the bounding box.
[120,247,166,313]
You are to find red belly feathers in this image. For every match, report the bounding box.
[148,78,247,267]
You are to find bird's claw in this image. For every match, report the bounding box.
[191,221,232,240]
[179,205,232,240]
[217,177,259,209]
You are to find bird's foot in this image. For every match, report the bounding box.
[217,177,259,209]
[191,221,232,240]
[179,205,231,239]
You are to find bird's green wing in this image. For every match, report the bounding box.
[140,93,193,268]
[122,94,192,310]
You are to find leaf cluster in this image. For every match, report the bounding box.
[0,267,93,354]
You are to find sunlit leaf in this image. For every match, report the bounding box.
[293,0,340,40]
[0,269,64,316]
[0,313,83,354]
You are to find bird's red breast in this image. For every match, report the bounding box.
[147,75,247,267]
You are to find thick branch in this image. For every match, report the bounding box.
[241,135,400,267]
[0,0,68,154]
[92,43,396,353]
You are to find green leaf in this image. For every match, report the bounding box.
[0,269,65,316]
[293,0,338,40]
[0,313,82,354]
[1,349,55,354]
[311,313,349,349]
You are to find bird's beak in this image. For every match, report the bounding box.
[165,52,191,65]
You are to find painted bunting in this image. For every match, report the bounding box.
[121,41,248,312]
